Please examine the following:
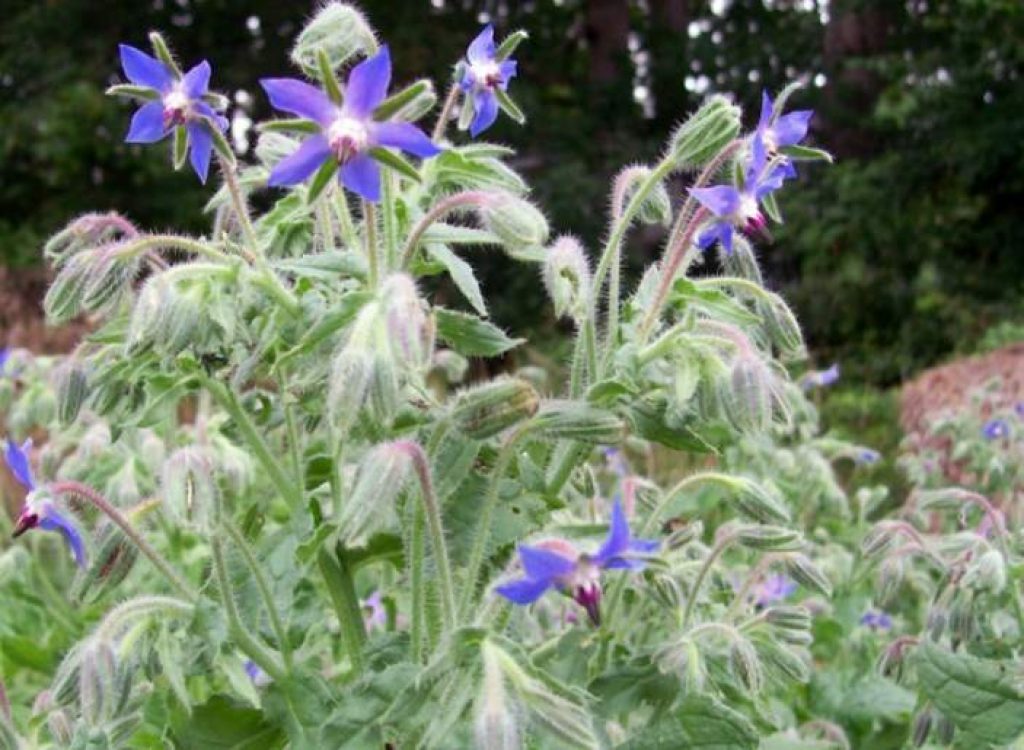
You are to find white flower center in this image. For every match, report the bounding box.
[162,87,192,127]
[471,61,503,89]
[328,116,369,163]
[737,193,760,223]
[163,89,189,111]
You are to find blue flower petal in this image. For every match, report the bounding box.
[596,500,631,565]
[125,101,169,144]
[374,122,441,158]
[495,576,552,605]
[344,46,391,119]
[0,348,8,374]
[182,60,211,99]
[4,439,34,490]
[772,110,813,148]
[467,25,496,65]
[187,123,213,184]
[194,101,229,132]
[719,223,735,254]
[470,90,499,137]
[119,44,174,93]
[745,134,768,188]
[39,509,86,568]
[260,78,336,126]
[498,60,518,89]
[340,153,382,201]
[757,90,773,131]
[755,163,789,200]
[689,185,741,218]
[518,545,575,582]
[267,134,331,187]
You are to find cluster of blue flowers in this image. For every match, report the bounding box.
[117,26,519,200]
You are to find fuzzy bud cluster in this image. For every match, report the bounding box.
[542,236,592,323]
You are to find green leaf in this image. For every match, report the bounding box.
[759,737,834,750]
[156,628,192,711]
[216,653,263,710]
[368,147,422,183]
[207,123,236,167]
[170,695,285,749]
[672,278,761,326]
[915,641,1024,745]
[277,290,372,364]
[306,159,339,205]
[272,251,367,282]
[761,191,782,223]
[619,694,758,750]
[435,307,523,357]
[426,244,487,316]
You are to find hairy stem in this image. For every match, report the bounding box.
[400,190,491,269]
[363,200,379,286]
[681,532,738,629]
[50,480,198,602]
[318,546,367,674]
[432,84,461,142]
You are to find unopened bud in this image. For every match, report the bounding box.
[666,519,703,549]
[949,598,974,645]
[613,166,672,226]
[46,708,74,745]
[340,442,413,544]
[722,236,764,285]
[785,554,832,598]
[764,294,806,361]
[877,556,905,607]
[81,247,138,314]
[534,402,625,445]
[51,645,83,707]
[290,3,377,76]
[71,521,139,605]
[476,640,520,750]
[667,95,742,168]
[161,447,217,531]
[927,606,947,640]
[861,524,896,558]
[481,194,550,260]
[734,478,791,524]
[53,359,89,426]
[126,277,163,353]
[935,715,955,745]
[964,548,1006,593]
[726,353,773,434]
[542,236,592,321]
[431,349,468,384]
[911,709,932,747]
[765,605,812,632]
[737,525,802,551]
[649,573,683,610]
[381,274,433,371]
[729,637,764,694]
[79,639,118,726]
[450,377,540,440]
[760,641,810,683]
[43,252,89,324]
[328,346,373,433]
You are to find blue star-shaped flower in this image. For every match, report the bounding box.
[458,25,518,137]
[261,46,441,202]
[495,500,658,625]
[5,438,86,568]
[118,44,229,183]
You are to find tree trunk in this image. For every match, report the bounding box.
[585,0,631,85]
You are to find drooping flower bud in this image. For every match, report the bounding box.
[160,447,217,531]
[52,359,89,426]
[611,166,672,226]
[667,94,742,169]
[71,521,139,605]
[78,638,119,726]
[481,194,550,260]
[339,442,413,545]
[290,3,378,76]
[729,637,764,694]
[725,351,773,434]
[737,525,802,551]
[542,236,592,322]
[734,478,791,524]
[449,377,540,440]
[911,709,933,748]
[534,401,625,445]
[380,274,433,372]
[475,640,520,750]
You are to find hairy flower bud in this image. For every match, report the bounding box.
[729,637,764,694]
[431,349,468,385]
[722,236,764,285]
[737,525,802,551]
[534,402,625,445]
[52,359,89,426]
[785,554,833,597]
[290,3,378,76]
[542,236,592,321]
[612,166,672,226]
[381,274,434,372]
[667,94,742,169]
[963,548,1006,593]
[764,294,807,361]
[475,640,520,750]
[449,377,540,439]
[765,605,812,632]
[725,352,773,434]
[665,519,703,549]
[79,638,118,726]
[481,194,550,260]
[71,521,139,605]
[911,709,933,748]
[339,442,413,545]
[45,708,74,746]
[734,478,791,524]
[161,447,217,531]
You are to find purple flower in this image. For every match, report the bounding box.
[602,447,630,478]
[855,448,881,466]
[459,25,518,137]
[118,44,228,183]
[754,574,797,607]
[982,419,1010,440]
[260,46,441,202]
[800,363,840,391]
[495,500,658,625]
[0,348,8,375]
[362,590,387,631]
[1015,403,1024,419]
[244,660,272,687]
[5,438,86,568]
[689,132,791,253]
[755,90,813,155]
[860,610,893,631]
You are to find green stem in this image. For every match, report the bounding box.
[211,533,287,682]
[50,480,198,602]
[318,546,367,674]
[333,188,359,250]
[432,84,460,142]
[381,171,399,271]
[410,503,427,664]
[399,190,491,270]
[460,426,532,618]
[217,154,260,257]
[681,533,737,629]
[279,371,303,482]
[316,202,336,252]
[223,521,293,670]
[203,377,302,509]
[363,200,379,286]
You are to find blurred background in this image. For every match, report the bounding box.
[1,0,1022,389]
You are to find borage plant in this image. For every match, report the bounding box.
[0,4,920,749]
